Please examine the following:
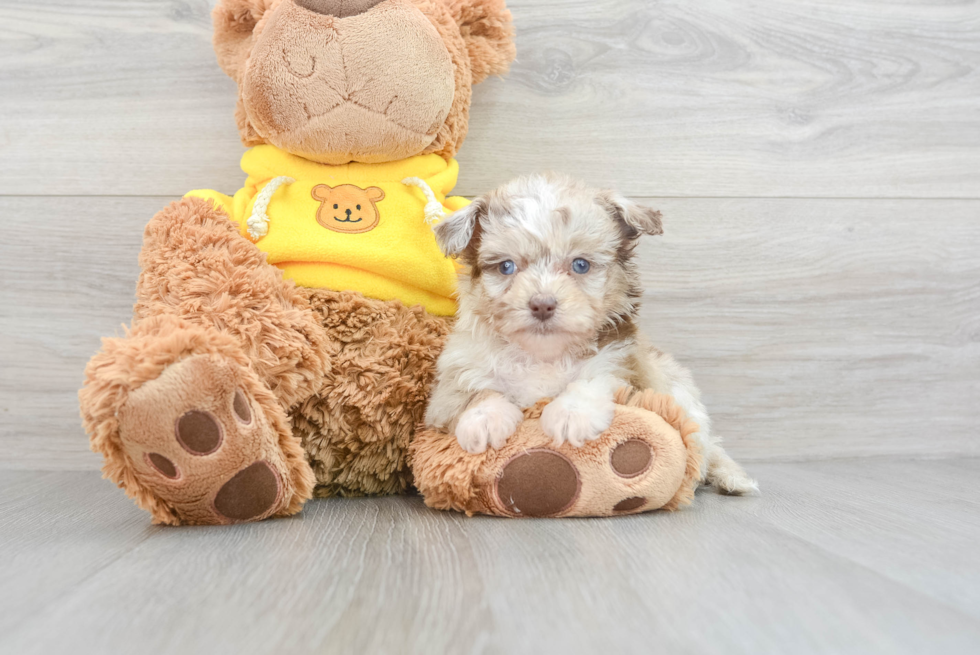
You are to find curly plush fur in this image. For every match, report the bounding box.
[79,0,515,525]
[293,289,452,497]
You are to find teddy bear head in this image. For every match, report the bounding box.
[212,0,515,165]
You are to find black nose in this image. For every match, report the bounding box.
[295,0,384,18]
[345,208,352,215]
[529,295,557,322]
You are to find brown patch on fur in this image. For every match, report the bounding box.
[290,288,453,497]
[597,317,638,350]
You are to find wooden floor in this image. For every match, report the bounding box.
[2,0,979,652]
[2,459,979,654]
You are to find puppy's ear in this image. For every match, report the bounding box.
[448,0,517,84]
[598,191,663,240]
[434,197,485,260]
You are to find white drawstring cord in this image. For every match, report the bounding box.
[247,176,295,239]
[402,177,448,225]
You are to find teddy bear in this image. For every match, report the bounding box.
[79,0,702,525]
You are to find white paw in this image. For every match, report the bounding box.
[540,393,615,448]
[454,396,524,454]
[714,472,760,496]
[705,449,759,495]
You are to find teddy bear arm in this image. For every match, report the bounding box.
[133,195,332,408]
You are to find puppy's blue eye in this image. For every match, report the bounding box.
[572,258,591,274]
[498,260,516,275]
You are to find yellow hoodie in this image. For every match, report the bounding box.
[186,145,467,316]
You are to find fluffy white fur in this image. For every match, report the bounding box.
[425,173,758,494]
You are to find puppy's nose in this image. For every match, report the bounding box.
[295,0,384,18]
[529,295,557,322]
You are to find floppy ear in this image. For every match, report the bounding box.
[597,191,663,240]
[447,0,517,84]
[434,197,485,259]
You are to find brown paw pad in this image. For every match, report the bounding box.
[146,453,179,479]
[495,450,581,517]
[613,496,648,512]
[232,389,252,424]
[175,410,223,455]
[610,439,653,478]
[213,461,282,522]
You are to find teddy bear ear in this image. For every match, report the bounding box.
[366,187,386,202]
[212,0,278,83]
[448,0,517,85]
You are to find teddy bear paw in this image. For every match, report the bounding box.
[116,354,299,525]
[491,406,691,517]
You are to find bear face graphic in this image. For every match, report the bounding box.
[312,184,385,234]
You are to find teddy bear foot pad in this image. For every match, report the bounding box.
[116,355,296,525]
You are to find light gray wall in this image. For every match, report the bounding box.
[2,0,978,469]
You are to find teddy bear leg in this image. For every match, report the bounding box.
[134,196,331,410]
[80,314,315,525]
[412,389,705,517]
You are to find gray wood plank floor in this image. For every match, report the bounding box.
[2,459,979,655]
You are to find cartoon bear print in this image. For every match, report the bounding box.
[312,184,385,234]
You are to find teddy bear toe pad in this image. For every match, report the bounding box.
[117,355,291,524]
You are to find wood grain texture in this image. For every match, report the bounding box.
[1,0,979,197]
[2,460,979,654]
[2,195,977,469]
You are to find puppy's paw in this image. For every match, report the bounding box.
[707,450,760,495]
[455,396,524,454]
[713,471,760,496]
[540,389,615,448]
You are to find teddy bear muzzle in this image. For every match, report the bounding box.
[295,0,384,17]
[241,0,456,165]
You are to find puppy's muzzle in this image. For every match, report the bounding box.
[529,295,557,322]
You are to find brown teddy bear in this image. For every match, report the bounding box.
[80,0,516,525]
[80,0,702,525]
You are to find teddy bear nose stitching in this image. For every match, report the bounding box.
[294,0,384,18]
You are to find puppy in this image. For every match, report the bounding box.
[425,173,758,494]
